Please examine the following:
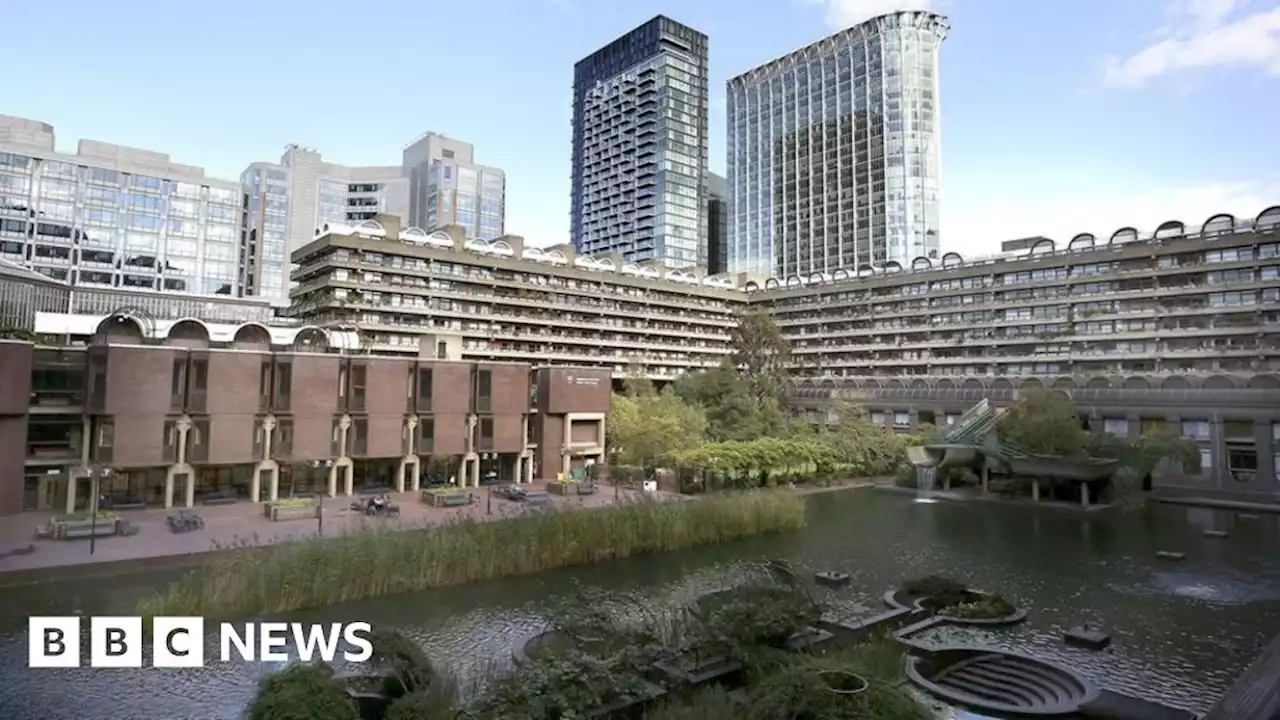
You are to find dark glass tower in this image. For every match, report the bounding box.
[570,16,709,269]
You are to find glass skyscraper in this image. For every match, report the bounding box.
[404,132,505,241]
[727,10,948,278]
[571,15,709,269]
[0,115,245,297]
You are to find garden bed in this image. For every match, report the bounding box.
[652,654,744,687]
[263,499,319,521]
[420,487,472,507]
[892,576,1025,625]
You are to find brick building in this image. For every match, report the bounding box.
[0,322,609,516]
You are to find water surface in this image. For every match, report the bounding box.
[1,490,1277,719]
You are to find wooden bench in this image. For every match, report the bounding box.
[112,502,147,510]
[202,496,238,506]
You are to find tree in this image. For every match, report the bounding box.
[729,311,791,406]
[998,389,1086,457]
[607,389,707,470]
[673,367,786,441]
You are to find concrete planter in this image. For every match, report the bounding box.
[421,488,472,507]
[547,481,579,496]
[652,654,744,687]
[264,502,319,521]
[52,518,120,539]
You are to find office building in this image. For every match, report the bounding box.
[705,171,728,274]
[570,15,709,269]
[241,145,408,300]
[767,207,1280,501]
[288,214,742,379]
[0,323,610,515]
[727,10,948,278]
[403,132,506,241]
[0,115,246,297]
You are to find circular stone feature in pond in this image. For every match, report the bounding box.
[817,669,868,695]
[907,646,1099,716]
[511,629,572,665]
[815,570,851,587]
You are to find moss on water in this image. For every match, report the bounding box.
[137,492,806,620]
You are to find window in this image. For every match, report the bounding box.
[274,362,292,410]
[171,358,187,410]
[350,364,367,411]
[1103,419,1128,437]
[162,420,178,463]
[476,370,492,412]
[1180,420,1210,440]
[98,421,114,447]
[436,341,448,359]
[189,359,208,411]
[478,418,494,450]
[351,418,368,455]
[418,368,433,410]
[419,418,434,453]
[1228,448,1257,482]
[1200,449,1213,476]
[275,419,294,456]
[259,360,272,411]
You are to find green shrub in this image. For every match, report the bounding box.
[900,575,970,610]
[702,584,821,652]
[746,644,931,720]
[943,595,1017,620]
[246,662,359,720]
[470,648,651,719]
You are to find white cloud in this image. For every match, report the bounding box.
[1104,1,1280,87]
[807,0,940,30]
[944,181,1278,257]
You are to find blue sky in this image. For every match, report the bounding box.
[7,0,1279,258]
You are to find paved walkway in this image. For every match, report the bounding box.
[0,484,660,578]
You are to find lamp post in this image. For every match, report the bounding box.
[313,459,333,536]
[88,465,112,556]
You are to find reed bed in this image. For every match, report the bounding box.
[137,491,806,620]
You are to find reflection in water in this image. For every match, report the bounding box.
[1,492,1278,720]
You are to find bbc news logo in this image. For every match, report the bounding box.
[28,617,373,668]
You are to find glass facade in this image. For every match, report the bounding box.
[727,10,947,278]
[0,150,244,296]
[571,15,709,269]
[240,164,290,298]
[410,161,505,240]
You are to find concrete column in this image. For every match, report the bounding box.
[326,465,338,497]
[163,471,174,510]
[561,451,571,479]
[396,461,406,492]
[470,458,480,487]
[981,465,989,495]
[343,464,354,496]
[1256,420,1276,490]
[183,472,195,508]
[1080,482,1089,508]
[251,470,260,504]
[268,469,279,502]
[410,461,421,492]
[66,473,78,514]
[1032,479,1041,503]
[514,456,524,485]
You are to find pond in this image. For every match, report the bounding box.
[1,490,1278,719]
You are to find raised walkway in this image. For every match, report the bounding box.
[0,484,661,586]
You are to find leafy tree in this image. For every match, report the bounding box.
[998,389,1086,457]
[607,390,707,470]
[673,367,786,441]
[816,401,910,477]
[729,311,791,406]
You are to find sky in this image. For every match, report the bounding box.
[6,0,1280,260]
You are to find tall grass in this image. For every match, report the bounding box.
[137,492,806,620]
